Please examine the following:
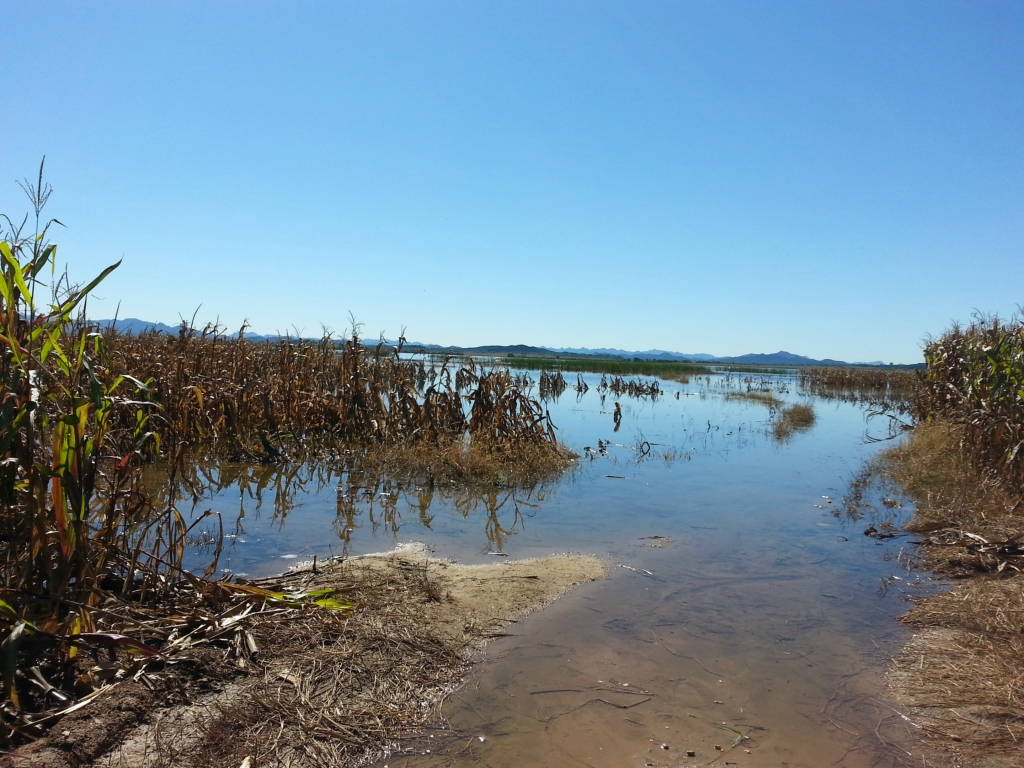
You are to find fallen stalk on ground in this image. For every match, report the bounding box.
[8,547,606,768]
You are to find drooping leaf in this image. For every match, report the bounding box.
[2,623,26,707]
[74,632,164,658]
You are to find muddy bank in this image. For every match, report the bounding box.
[880,421,1024,767]
[4,546,605,768]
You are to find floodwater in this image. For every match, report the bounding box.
[181,372,930,767]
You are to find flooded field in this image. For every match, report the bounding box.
[181,371,930,766]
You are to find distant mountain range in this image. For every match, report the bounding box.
[95,318,919,368]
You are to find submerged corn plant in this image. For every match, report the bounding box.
[98,326,565,468]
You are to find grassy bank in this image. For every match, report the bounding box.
[878,314,1024,763]
[881,421,1024,762]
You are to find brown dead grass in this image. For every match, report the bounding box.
[881,419,1024,764]
[723,391,784,408]
[772,403,816,441]
[880,421,1024,575]
[357,436,577,488]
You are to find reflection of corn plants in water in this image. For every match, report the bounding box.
[336,473,549,553]
[160,449,556,556]
[798,366,918,417]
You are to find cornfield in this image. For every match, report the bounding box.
[101,327,560,458]
[0,166,569,735]
[916,313,1024,485]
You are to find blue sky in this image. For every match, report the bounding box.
[1,1,1021,363]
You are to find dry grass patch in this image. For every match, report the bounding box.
[724,391,784,408]
[879,421,1023,575]
[881,419,1024,764]
[773,403,816,441]
[357,436,577,488]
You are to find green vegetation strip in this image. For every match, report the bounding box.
[497,355,711,377]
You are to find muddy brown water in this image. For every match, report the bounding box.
[179,372,931,766]
[379,547,915,768]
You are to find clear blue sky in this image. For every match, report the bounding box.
[2,1,1021,363]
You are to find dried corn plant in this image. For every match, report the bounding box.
[798,366,920,415]
[916,313,1024,486]
[597,374,661,399]
[99,328,563,465]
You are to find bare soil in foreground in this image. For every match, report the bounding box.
[3,546,606,768]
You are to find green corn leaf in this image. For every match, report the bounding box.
[313,598,355,612]
[82,355,103,409]
[121,374,150,396]
[30,244,56,278]
[0,271,12,308]
[59,259,121,316]
[1,248,33,310]
[303,589,338,598]
[0,599,25,623]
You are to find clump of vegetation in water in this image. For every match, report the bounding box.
[724,390,784,408]
[99,323,574,481]
[798,365,919,415]
[799,365,920,392]
[772,403,815,441]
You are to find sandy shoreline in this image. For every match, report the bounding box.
[6,545,606,768]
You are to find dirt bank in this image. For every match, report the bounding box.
[4,546,606,768]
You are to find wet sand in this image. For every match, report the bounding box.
[378,539,922,768]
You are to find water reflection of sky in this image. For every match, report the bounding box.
[173,370,927,765]
[180,371,915,604]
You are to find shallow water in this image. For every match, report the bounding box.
[180,372,930,765]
